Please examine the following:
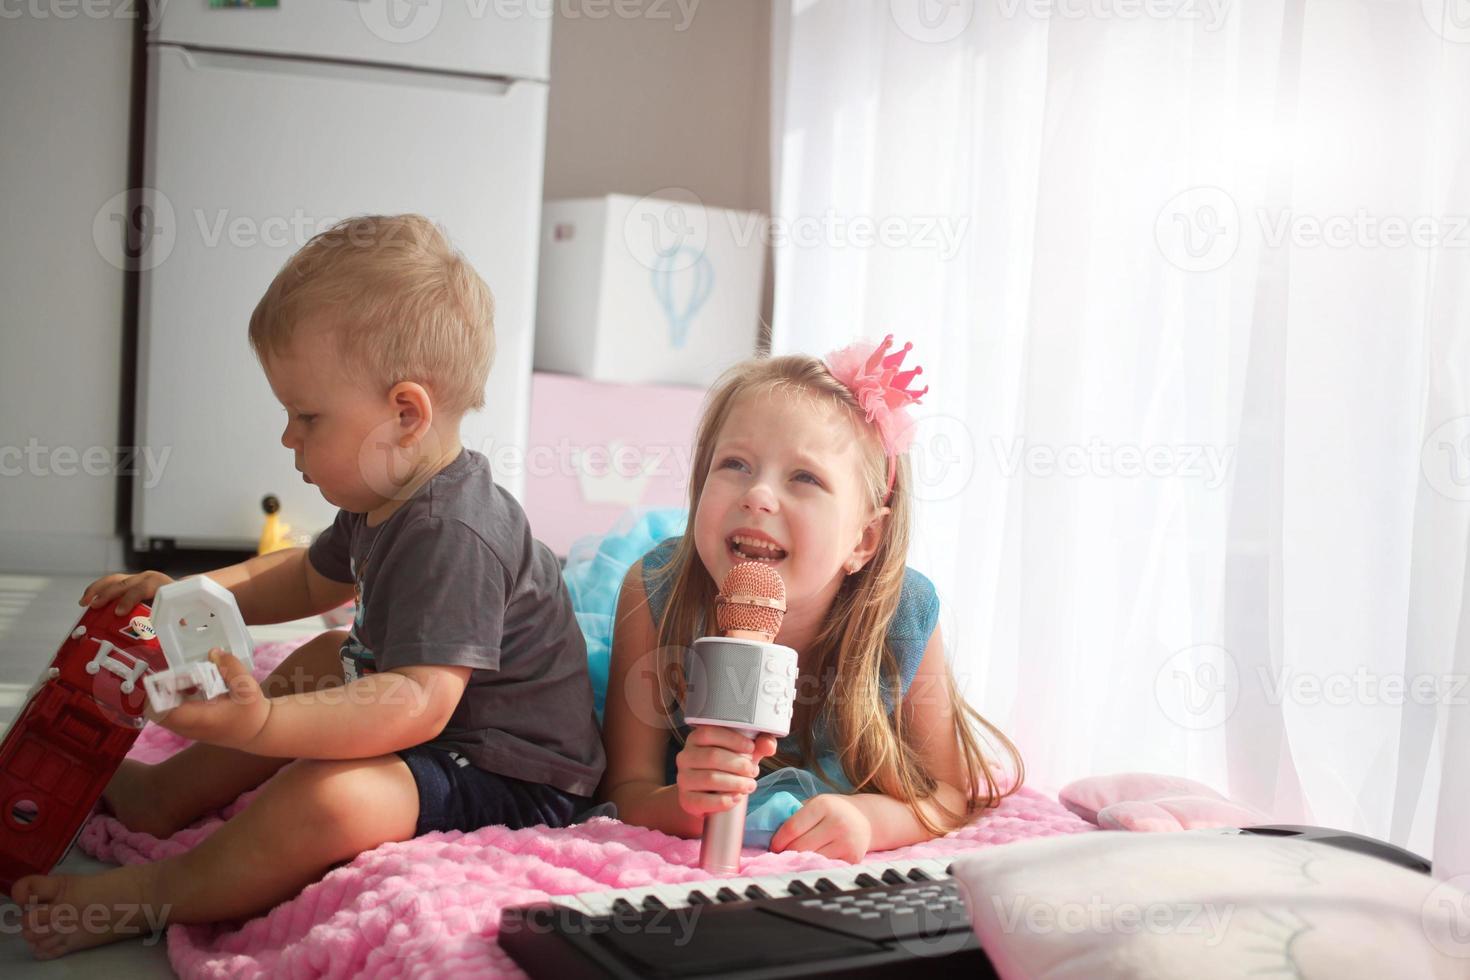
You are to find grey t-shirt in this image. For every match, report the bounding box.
[307,447,605,797]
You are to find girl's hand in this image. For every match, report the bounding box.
[80,570,175,616]
[145,650,271,751]
[675,726,777,816]
[770,794,873,863]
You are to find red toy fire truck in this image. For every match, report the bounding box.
[0,579,253,893]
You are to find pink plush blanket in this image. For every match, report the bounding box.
[77,639,1095,979]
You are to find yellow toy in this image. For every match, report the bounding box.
[260,494,356,627]
[257,495,295,556]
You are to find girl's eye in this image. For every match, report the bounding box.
[295,414,317,424]
[718,457,749,473]
[794,471,823,487]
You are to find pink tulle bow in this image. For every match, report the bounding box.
[824,334,928,494]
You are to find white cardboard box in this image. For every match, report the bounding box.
[534,194,766,386]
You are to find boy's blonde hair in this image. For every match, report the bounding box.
[248,214,495,417]
[643,354,1024,836]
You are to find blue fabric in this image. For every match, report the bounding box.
[396,744,591,836]
[560,513,941,848]
[561,509,689,724]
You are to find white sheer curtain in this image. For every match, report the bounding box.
[770,0,1470,857]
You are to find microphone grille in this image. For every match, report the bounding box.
[716,562,787,636]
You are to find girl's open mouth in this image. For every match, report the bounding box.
[726,533,788,564]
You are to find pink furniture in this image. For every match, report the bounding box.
[521,372,706,555]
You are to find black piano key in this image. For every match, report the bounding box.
[880,869,906,885]
[715,887,741,903]
[813,878,839,894]
[744,884,772,901]
[787,880,816,896]
[641,895,667,911]
[854,873,881,888]
[687,890,714,905]
[907,868,933,882]
[611,898,639,917]
[945,864,955,876]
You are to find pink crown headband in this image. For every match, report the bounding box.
[824,334,929,497]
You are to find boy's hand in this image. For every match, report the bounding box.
[81,571,174,616]
[145,650,271,751]
[770,794,873,864]
[674,726,777,817]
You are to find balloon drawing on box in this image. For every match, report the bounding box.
[651,246,714,349]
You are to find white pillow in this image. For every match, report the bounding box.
[950,831,1470,979]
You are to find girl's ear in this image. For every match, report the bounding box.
[845,505,892,575]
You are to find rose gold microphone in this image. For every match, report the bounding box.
[716,562,786,642]
[687,562,796,875]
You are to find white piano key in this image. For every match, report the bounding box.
[755,870,814,896]
[914,857,954,878]
[573,892,611,917]
[676,880,722,903]
[615,881,712,912]
[734,873,785,897]
[560,856,962,919]
[577,888,631,917]
[810,866,866,890]
[549,893,594,916]
[866,861,902,884]
[613,884,668,910]
[643,883,698,909]
[710,876,762,900]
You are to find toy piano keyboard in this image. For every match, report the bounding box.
[0,578,252,892]
[498,824,1432,979]
[499,857,995,979]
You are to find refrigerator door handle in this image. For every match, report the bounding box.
[163,44,518,97]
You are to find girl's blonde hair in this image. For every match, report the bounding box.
[647,354,1023,835]
[248,214,495,417]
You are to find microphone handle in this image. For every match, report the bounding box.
[701,795,749,875]
[699,727,757,875]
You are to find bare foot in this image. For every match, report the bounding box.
[101,760,183,838]
[11,864,170,959]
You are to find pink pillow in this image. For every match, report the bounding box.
[1059,772,1268,831]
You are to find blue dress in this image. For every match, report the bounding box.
[563,510,939,847]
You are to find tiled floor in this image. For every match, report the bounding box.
[0,574,323,978]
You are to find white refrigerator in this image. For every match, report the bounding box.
[133,1,550,551]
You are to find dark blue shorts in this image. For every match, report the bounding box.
[396,744,592,837]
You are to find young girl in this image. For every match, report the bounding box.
[600,337,1023,863]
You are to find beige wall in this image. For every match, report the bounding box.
[543,0,771,215]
